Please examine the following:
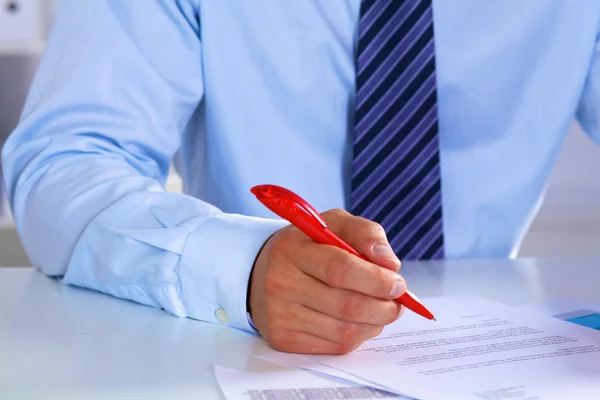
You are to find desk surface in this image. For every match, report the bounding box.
[1,258,599,399]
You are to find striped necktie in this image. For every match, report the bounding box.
[350,0,445,260]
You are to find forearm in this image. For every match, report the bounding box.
[3,130,285,328]
[0,0,287,330]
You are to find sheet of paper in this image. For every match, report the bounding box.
[262,297,600,400]
[260,298,600,388]
[213,365,412,399]
[258,296,512,393]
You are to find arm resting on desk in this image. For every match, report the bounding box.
[1,0,284,331]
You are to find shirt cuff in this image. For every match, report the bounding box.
[179,213,288,332]
[247,312,258,332]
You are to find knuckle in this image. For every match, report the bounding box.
[337,322,361,344]
[263,271,286,298]
[373,266,392,295]
[345,218,387,246]
[325,254,350,287]
[339,293,363,321]
[353,217,385,237]
[322,208,351,226]
[328,208,350,218]
[367,220,386,236]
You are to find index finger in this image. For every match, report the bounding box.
[293,242,407,300]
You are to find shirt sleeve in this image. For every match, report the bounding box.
[576,31,600,145]
[1,0,286,332]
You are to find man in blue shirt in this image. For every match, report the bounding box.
[2,0,600,354]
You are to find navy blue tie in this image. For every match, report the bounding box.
[350,0,445,260]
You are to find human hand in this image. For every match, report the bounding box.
[248,209,406,354]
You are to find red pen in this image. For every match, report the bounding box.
[250,184,436,321]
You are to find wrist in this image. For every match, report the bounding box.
[247,231,278,320]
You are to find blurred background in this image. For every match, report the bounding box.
[1,0,599,267]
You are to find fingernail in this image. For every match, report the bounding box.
[388,280,407,299]
[373,243,399,262]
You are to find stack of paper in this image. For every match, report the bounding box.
[216,297,600,400]
[214,365,412,399]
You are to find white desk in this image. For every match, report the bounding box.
[1,258,599,399]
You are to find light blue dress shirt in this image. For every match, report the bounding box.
[3,0,600,331]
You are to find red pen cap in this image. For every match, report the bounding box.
[251,185,327,228]
[251,184,364,258]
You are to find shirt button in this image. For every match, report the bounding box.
[215,308,229,324]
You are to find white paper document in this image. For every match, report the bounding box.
[258,296,509,395]
[213,365,411,399]
[261,297,600,400]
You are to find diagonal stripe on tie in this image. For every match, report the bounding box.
[350,0,445,260]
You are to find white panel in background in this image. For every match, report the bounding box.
[0,1,43,42]
[0,0,46,54]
